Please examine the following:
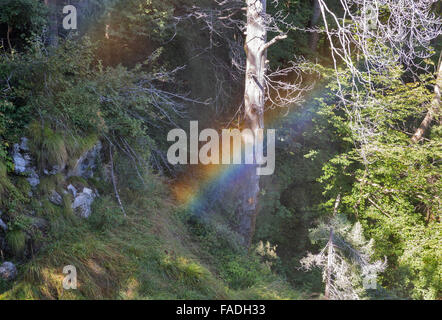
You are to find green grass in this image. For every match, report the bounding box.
[28,122,68,171]
[0,176,302,300]
[6,229,26,257]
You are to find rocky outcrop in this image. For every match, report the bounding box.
[7,137,102,261]
[13,138,102,185]
[12,137,102,218]
[0,262,17,281]
[2,137,103,281]
[12,137,40,188]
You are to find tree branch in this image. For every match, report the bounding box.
[261,34,287,52]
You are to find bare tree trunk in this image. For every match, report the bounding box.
[45,0,58,47]
[237,0,267,248]
[309,0,321,52]
[6,24,12,52]
[325,193,340,299]
[411,54,442,143]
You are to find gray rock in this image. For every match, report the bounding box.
[72,189,97,218]
[67,184,77,197]
[27,168,40,187]
[13,152,28,174]
[12,137,40,187]
[12,138,31,174]
[82,187,93,196]
[68,141,102,179]
[49,190,63,206]
[0,262,17,281]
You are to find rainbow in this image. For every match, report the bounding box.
[170,90,320,213]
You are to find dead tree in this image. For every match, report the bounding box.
[412,53,442,143]
[186,0,312,247]
[308,0,321,53]
[301,195,387,300]
[313,0,441,156]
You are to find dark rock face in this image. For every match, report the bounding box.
[49,190,63,206]
[0,262,17,281]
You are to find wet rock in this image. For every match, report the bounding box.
[0,262,17,281]
[68,142,102,179]
[72,187,97,218]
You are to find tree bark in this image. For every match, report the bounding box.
[238,0,267,248]
[411,54,442,143]
[309,0,321,53]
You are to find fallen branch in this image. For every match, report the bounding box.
[109,145,126,217]
[367,197,391,219]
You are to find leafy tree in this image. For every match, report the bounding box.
[0,0,47,51]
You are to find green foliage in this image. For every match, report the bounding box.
[306,68,442,299]
[14,177,31,196]
[36,174,64,197]
[88,196,125,231]
[0,161,26,208]
[95,0,180,67]
[0,0,47,50]
[180,210,289,294]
